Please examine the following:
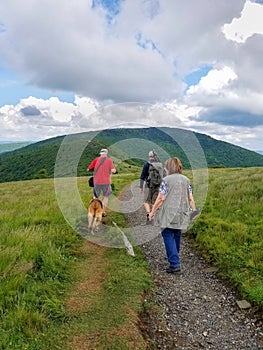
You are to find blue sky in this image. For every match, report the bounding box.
[0,0,263,151]
[0,67,75,106]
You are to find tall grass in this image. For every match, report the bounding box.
[0,165,150,349]
[0,179,82,349]
[189,167,263,303]
[1,166,262,348]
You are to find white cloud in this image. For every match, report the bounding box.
[0,0,180,102]
[222,1,263,43]
[187,66,237,96]
[0,95,99,141]
[0,0,247,102]
[1,95,262,152]
[0,1,263,151]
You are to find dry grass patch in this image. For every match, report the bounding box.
[65,241,108,314]
[109,313,147,350]
[69,333,101,350]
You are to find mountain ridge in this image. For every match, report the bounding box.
[0,141,32,154]
[0,127,262,183]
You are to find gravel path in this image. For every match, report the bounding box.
[121,182,263,350]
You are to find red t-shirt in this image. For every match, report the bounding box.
[88,156,115,185]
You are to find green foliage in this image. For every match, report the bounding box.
[1,165,262,348]
[0,170,150,349]
[1,127,263,183]
[188,167,263,303]
[0,179,81,349]
[0,138,61,183]
[33,168,48,179]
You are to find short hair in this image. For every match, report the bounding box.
[164,157,183,174]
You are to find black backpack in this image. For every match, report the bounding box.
[146,162,163,188]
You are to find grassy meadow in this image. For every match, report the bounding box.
[0,165,262,349]
[189,167,263,303]
[0,165,153,349]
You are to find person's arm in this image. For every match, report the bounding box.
[87,158,97,171]
[140,162,149,191]
[189,192,196,211]
[188,185,196,211]
[148,192,166,220]
[109,158,116,174]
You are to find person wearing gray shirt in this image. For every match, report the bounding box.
[148,157,196,274]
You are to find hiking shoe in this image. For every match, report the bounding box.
[146,213,151,225]
[166,266,181,274]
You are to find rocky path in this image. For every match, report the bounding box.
[121,183,263,350]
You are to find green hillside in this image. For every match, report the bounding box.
[0,127,263,183]
[0,142,32,154]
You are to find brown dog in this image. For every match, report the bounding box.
[88,198,104,234]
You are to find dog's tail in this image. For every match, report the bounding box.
[92,205,102,218]
[90,199,104,212]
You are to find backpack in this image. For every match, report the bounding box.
[146,162,163,188]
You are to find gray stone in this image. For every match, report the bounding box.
[236,300,251,309]
[204,267,219,273]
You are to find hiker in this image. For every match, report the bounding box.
[148,157,196,274]
[140,150,163,224]
[87,148,116,216]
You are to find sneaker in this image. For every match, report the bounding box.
[166,266,181,274]
[146,213,151,225]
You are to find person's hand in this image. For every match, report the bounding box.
[148,211,154,221]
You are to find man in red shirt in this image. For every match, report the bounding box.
[87,148,116,215]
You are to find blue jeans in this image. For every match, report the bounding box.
[161,228,182,268]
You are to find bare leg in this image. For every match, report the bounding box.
[102,196,108,213]
[144,202,151,213]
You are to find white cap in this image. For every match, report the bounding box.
[100,148,108,155]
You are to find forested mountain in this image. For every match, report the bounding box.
[0,127,262,183]
[0,142,32,154]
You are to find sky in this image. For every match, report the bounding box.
[0,0,263,151]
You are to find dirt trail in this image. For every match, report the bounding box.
[65,241,109,350]
[121,183,263,350]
